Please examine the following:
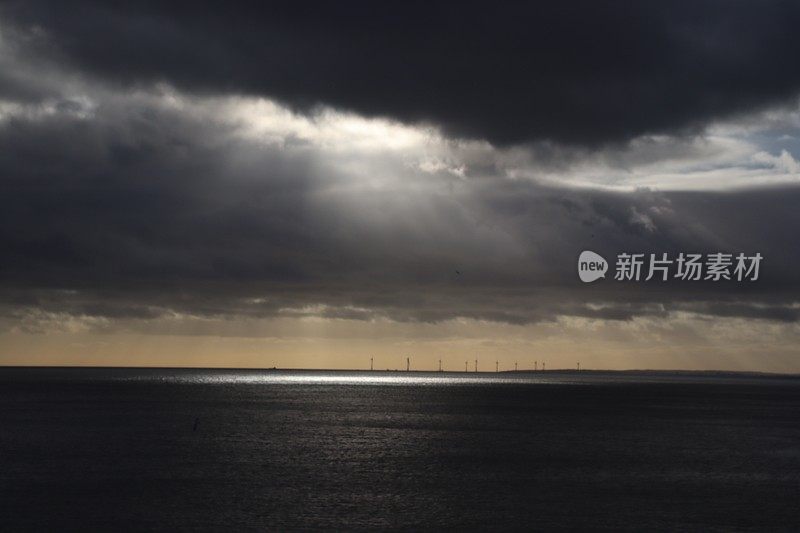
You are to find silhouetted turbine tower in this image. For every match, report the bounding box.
[535,360,538,371]
[577,362,580,372]
[465,361,468,372]
[475,359,478,372]
[407,357,410,372]
[542,361,546,371]
[370,357,373,371]
[515,361,518,372]
[496,360,499,373]
[438,359,442,372]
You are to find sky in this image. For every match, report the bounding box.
[2,1,800,371]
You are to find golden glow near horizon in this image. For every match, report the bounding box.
[2,314,799,372]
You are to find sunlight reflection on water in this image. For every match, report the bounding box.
[139,370,602,386]
[105,368,795,386]
[230,372,573,386]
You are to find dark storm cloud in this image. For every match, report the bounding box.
[1,3,799,330]
[4,0,800,146]
[0,90,798,327]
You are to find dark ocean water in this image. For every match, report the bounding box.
[1,368,799,531]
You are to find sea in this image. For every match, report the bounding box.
[1,368,799,531]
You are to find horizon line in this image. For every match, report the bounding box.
[1,364,798,378]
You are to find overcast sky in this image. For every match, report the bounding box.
[2,1,800,371]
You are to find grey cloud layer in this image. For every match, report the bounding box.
[1,89,797,327]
